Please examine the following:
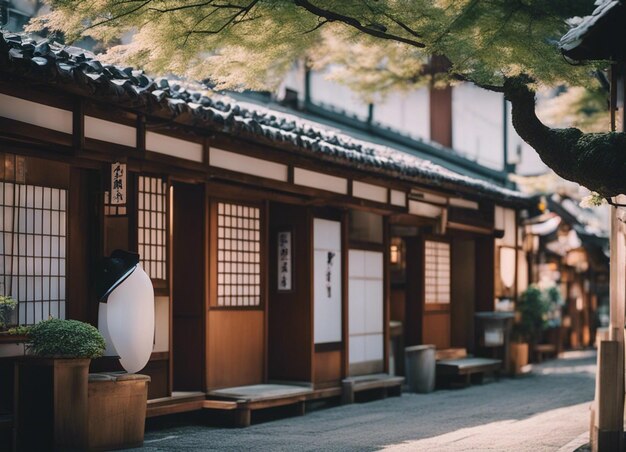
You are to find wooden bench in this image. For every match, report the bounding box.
[534,344,557,363]
[435,348,501,387]
[208,384,314,427]
[341,373,404,404]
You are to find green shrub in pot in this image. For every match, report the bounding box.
[29,318,106,358]
[0,295,17,329]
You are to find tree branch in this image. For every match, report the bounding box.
[503,76,626,197]
[292,0,426,48]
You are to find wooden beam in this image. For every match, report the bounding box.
[73,98,85,153]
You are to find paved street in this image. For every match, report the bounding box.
[138,351,596,452]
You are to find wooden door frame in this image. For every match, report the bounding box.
[421,234,452,348]
[345,217,390,376]
[169,179,207,393]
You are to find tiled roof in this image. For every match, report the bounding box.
[560,0,625,61]
[0,31,529,204]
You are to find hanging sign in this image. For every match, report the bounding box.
[111,162,127,205]
[277,230,293,291]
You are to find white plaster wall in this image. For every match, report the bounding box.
[373,88,430,140]
[452,83,548,175]
[309,71,370,121]
[452,84,504,169]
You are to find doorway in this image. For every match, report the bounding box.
[171,181,205,392]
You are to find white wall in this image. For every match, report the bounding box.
[309,71,370,121]
[452,84,504,169]
[373,89,430,140]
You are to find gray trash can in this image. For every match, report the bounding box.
[405,344,436,393]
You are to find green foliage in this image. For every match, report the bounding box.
[29,318,106,359]
[513,285,550,343]
[6,325,31,336]
[28,1,602,92]
[0,295,17,329]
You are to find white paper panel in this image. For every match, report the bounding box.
[365,251,383,279]
[349,279,366,335]
[408,200,442,218]
[85,116,136,147]
[365,280,384,332]
[313,250,342,343]
[0,93,72,134]
[365,334,384,361]
[349,336,366,364]
[390,190,407,207]
[294,168,348,194]
[313,218,341,250]
[146,131,203,162]
[348,249,384,367]
[353,181,387,203]
[313,218,343,344]
[348,249,366,278]
[210,148,288,181]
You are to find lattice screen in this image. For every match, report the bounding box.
[138,176,167,281]
[0,182,67,325]
[217,202,261,307]
[424,240,450,304]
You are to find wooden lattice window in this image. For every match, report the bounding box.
[217,202,261,307]
[138,176,167,281]
[424,240,450,304]
[0,182,67,325]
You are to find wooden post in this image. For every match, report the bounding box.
[593,341,623,452]
[592,62,626,452]
[594,194,626,452]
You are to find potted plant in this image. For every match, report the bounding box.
[510,285,550,374]
[0,295,17,331]
[16,319,105,451]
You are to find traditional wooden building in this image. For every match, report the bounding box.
[0,31,530,427]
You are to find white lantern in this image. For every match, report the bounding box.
[105,264,155,374]
[500,247,516,288]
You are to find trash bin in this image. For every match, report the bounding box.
[405,344,436,393]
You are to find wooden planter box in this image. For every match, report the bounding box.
[87,373,150,451]
[16,357,90,451]
[509,342,529,375]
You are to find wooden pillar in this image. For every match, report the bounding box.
[593,62,625,452]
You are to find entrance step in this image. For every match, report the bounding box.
[146,391,207,417]
[341,373,404,404]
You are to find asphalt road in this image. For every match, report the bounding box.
[137,350,596,452]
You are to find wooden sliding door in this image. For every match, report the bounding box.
[422,237,451,349]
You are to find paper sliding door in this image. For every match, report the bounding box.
[348,250,384,375]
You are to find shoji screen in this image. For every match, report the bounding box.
[348,250,384,374]
[138,176,167,281]
[424,240,451,304]
[216,201,261,307]
[0,182,67,325]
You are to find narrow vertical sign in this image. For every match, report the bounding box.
[278,230,292,291]
[111,162,126,205]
